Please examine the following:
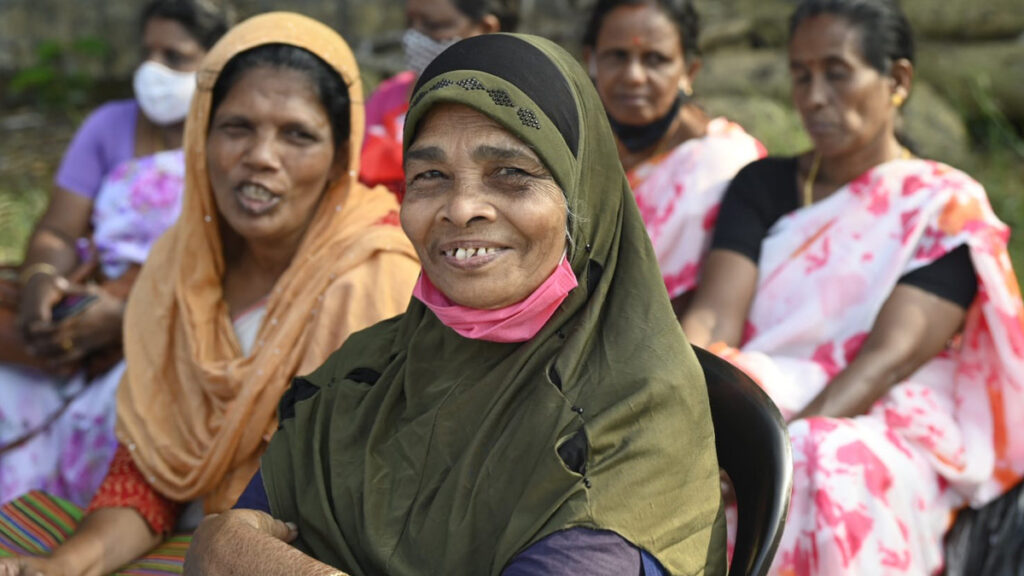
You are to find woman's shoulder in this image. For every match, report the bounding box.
[731,155,799,185]
[82,99,138,127]
[703,117,764,149]
[301,315,405,388]
[910,158,983,188]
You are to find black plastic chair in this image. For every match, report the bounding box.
[694,346,793,576]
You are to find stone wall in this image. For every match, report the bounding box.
[2,0,1022,162]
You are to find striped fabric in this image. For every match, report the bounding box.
[0,491,190,575]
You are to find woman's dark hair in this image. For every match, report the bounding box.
[140,0,236,50]
[789,0,915,71]
[582,0,700,61]
[453,0,520,32]
[210,44,351,149]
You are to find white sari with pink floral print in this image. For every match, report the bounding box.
[627,117,765,299]
[714,158,1024,575]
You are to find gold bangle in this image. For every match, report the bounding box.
[18,262,58,285]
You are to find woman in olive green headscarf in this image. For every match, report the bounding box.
[185,33,725,576]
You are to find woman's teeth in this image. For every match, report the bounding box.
[446,247,502,260]
[239,183,275,202]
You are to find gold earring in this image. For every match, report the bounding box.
[891,93,905,108]
[679,80,693,96]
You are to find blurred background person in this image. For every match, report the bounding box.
[582,0,765,318]
[682,0,1024,573]
[0,0,234,507]
[359,0,519,200]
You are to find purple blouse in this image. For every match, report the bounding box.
[55,99,138,199]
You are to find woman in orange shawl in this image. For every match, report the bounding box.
[0,12,418,576]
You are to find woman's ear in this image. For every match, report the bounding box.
[890,58,914,107]
[682,58,702,94]
[479,14,501,34]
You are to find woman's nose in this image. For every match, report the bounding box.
[243,132,281,171]
[806,73,829,108]
[622,56,646,84]
[441,180,495,227]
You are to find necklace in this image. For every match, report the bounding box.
[802,147,913,207]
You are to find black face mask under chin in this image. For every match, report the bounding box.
[606,90,688,153]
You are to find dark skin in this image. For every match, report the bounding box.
[17,17,205,373]
[584,3,707,315]
[682,14,966,422]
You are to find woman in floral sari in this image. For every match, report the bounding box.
[582,0,765,315]
[682,0,1024,574]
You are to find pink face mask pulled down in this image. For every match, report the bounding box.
[413,256,579,343]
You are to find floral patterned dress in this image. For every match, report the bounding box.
[627,117,765,299]
[0,150,185,506]
[712,159,1024,575]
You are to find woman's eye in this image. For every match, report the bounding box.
[218,121,250,136]
[826,69,850,82]
[410,169,445,183]
[599,51,628,66]
[643,53,670,67]
[286,128,317,143]
[165,50,184,68]
[497,167,529,178]
[790,71,811,85]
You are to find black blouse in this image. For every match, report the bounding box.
[711,157,978,309]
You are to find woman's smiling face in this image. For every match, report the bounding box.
[401,103,568,310]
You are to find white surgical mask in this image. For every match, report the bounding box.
[402,28,460,75]
[133,60,196,126]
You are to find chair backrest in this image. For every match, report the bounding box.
[693,346,793,576]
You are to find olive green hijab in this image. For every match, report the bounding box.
[262,34,725,575]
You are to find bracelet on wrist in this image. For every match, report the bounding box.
[18,262,59,286]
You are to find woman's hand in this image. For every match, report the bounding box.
[185,510,297,576]
[17,273,68,339]
[0,556,68,576]
[22,283,124,372]
[198,509,298,544]
[791,284,967,421]
[185,510,343,576]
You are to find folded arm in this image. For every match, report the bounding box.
[792,283,966,420]
[184,510,344,576]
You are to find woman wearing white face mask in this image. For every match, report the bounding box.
[0,0,234,507]
[360,0,518,201]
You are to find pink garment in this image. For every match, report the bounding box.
[627,117,765,298]
[713,159,1024,575]
[413,257,578,343]
[363,70,416,138]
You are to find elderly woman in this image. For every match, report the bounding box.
[682,0,1024,573]
[0,0,234,506]
[0,12,419,576]
[360,0,518,199]
[582,0,764,315]
[185,33,725,575]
